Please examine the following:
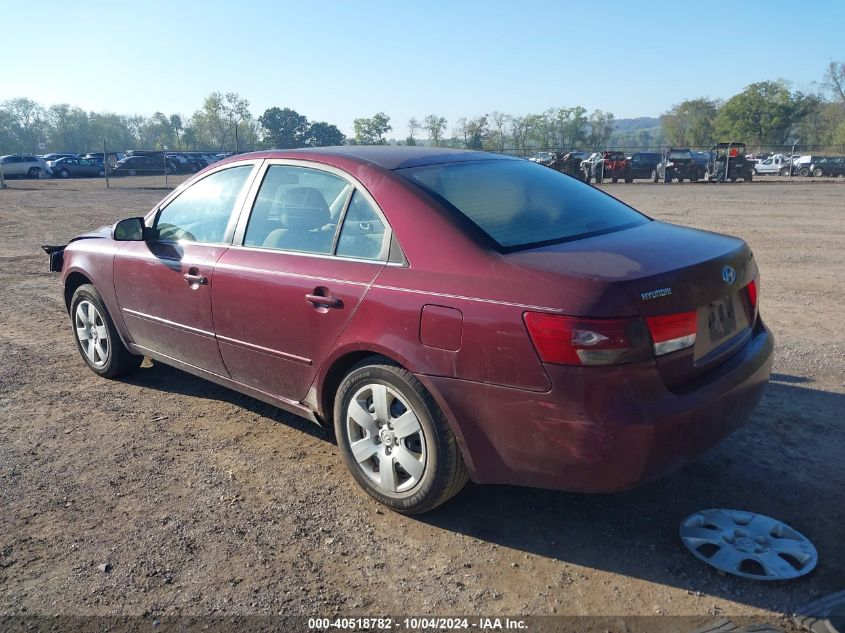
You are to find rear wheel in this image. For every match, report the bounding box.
[70,284,142,379]
[799,167,810,177]
[27,167,41,179]
[334,358,469,514]
[59,169,70,179]
[677,177,684,183]
[812,168,823,178]
[97,168,105,177]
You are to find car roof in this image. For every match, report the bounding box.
[232,146,517,170]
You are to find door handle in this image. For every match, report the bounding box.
[305,293,342,309]
[183,272,208,286]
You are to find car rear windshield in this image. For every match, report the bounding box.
[397,159,648,250]
[668,150,692,159]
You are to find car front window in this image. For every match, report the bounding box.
[398,159,648,250]
[155,165,254,244]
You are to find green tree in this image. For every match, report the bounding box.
[551,106,588,149]
[587,109,615,148]
[423,114,447,146]
[170,114,183,149]
[2,97,46,152]
[353,112,391,144]
[406,117,420,145]
[715,81,811,145]
[259,107,309,148]
[306,121,345,147]
[192,91,250,151]
[661,98,719,147]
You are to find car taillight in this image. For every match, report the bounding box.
[523,312,650,366]
[746,279,757,309]
[645,311,697,356]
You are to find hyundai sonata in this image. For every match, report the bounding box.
[44,147,773,513]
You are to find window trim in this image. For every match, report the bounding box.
[146,159,262,246]
[231,158,400,264]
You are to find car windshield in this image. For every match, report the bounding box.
[397,159,648,250]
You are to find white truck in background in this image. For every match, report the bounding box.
[751,154,793,175]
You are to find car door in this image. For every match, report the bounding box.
[113,161,260,374]
[78,158,96,176]
[211,161,391,401]
[3,156,23,176]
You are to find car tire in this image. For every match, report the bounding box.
[746,171,753,182]
[812,168,823,178]
[70,284,143,379]
[799,167,810,177]
[334,357,469,514]
[652,170,658,183]
[27,167,41,179]
[127,169,137,176]
[98,168,105,177]
[677,177,684,183]
[59,169,70,179]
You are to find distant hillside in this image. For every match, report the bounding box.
[613,117,661,133]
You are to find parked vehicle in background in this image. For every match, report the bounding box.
[0,155,49,178]
[786,155,813,177]
[808,156,845,177]
[527,151,555,165]
[49,157,106,178]
[44,146,773,514]
[602,151,633,183]
[654,148,697,182]
[83,152,124,168]
[42,153,79,162]
[751,154,789,176]
[166,153,207,173]
[691,151,710,179]
[628,152,661,180]
[704,143,754,182]
[111,155,175,176]
[550,151,587,179]
[581,153,604,183]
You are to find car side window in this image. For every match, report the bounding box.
[243,165,351,255]
[336,191,387,260]
[155,165,253,244]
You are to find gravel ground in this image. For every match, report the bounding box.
[0,176,843,630]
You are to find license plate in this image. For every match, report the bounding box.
[706,297,737,343]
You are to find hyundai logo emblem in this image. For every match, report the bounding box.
[722,265,737,284]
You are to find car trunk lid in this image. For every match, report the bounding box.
[508,220,758,389]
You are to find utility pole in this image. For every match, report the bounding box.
[0,155,6,189]
[103,140,109,189]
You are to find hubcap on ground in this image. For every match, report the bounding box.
[345,383,427,494]
[74,300,110,368]
[680,509,817,580]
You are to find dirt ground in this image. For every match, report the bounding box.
[0,176,843,630]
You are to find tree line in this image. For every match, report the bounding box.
[1,61,842,155]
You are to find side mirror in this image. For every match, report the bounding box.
[113,217,146,241]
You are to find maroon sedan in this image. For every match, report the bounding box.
[45,147,773,514]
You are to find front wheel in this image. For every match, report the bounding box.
[28,167,41,179]
[70,284,142,379]
[59,169,70,179]
[334,358,469,514]
[98,168,106,177]
[812,168,823,178]
[652,170,658,183]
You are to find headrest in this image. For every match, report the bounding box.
[279,187,330,230]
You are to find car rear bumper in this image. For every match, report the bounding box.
[421,319,773,493]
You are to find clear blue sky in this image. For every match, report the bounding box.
[4,1,843,136]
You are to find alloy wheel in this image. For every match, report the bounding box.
[75,300,110,368]
[345,383,427,494]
